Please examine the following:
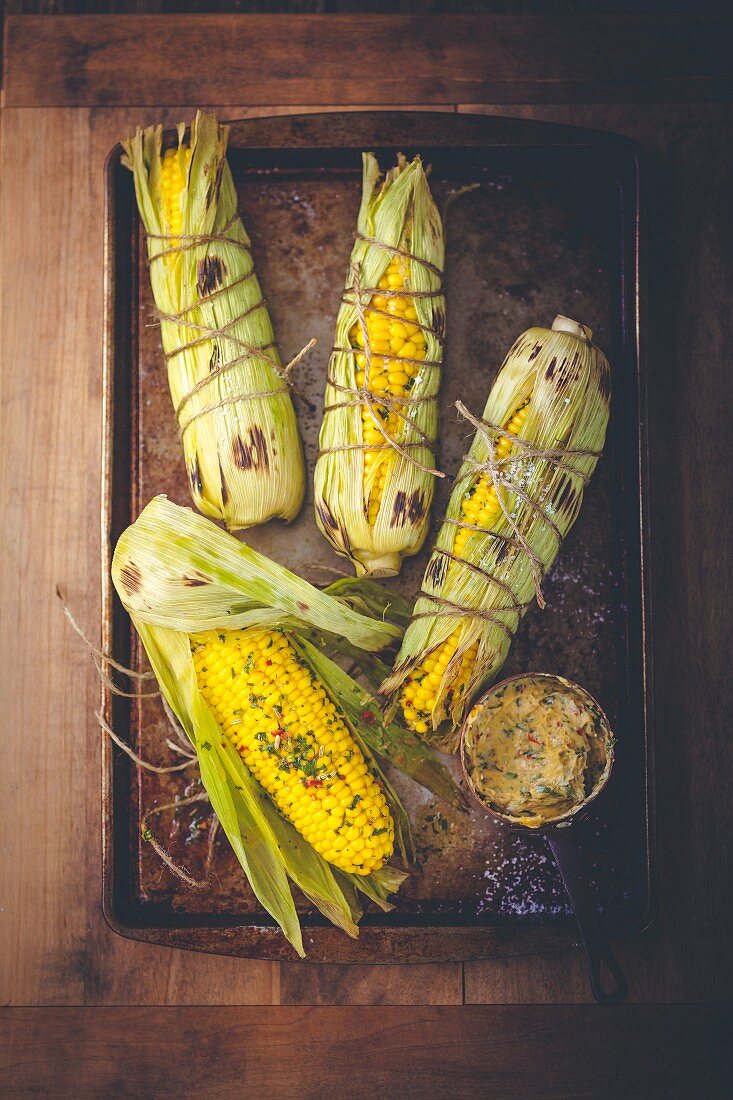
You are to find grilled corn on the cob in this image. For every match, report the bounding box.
[400,400,529,735]
[315,153,445,578]
[111,497,459,954]
[122,111,305,530]
[381,316,611,751]
[191,628,394,874]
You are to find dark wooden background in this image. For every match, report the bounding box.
[1,2,731,1097]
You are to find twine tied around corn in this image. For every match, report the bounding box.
[413,560,527,643]
[320,259,445,479]
[57,588,217,889]
[146,215,316,438]
[416,402,604,634]
[353,233,443,280]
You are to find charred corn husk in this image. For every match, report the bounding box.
[380,317,611,752]
[315,153,445,578]
[111,497,458,954]
[122,111,305,530]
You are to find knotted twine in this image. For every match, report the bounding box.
[318,184,481,485]
[414,400,603,635]
[146,215,315,439]
[319,235,446,479]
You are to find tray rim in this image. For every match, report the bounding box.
[101,109,655,963]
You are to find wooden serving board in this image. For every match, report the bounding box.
[102,111,653,961]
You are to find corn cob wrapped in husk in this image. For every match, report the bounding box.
[111,496,458,956]
[122,111,305,529]
[380,317,611,753]
[314,153,445,578]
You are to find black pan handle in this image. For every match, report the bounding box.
[548,830,628,1006]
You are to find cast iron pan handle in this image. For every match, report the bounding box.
[548,831,628,1006]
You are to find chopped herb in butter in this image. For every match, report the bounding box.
[463,676,609,826]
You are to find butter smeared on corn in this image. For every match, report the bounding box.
[192,628,394,875]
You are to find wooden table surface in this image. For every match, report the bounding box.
[1,7,731,1097]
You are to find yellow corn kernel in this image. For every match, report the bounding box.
[160,145,192,244]
[347,254,417,523]
[191,628,394,874]
[398,401,530,731]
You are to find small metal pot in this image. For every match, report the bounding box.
[459,673,627,1006]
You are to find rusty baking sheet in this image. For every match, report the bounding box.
[102,112,654,962]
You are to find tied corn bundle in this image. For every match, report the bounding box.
[315,153,445,578]
[111,496,458,955]
[380,317,611,752]
[122,111,305,530]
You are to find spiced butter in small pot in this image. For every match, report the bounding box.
[461,674,614,829]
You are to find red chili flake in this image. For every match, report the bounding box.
[265,659,273,666]
[274,728,286,737]
[305,778,324,789]
[528,734,541,745]
[360,710,376,725]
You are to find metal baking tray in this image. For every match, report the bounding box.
[102,111,654,962]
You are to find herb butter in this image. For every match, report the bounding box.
[462,674,611,827]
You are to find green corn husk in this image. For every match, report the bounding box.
[111,496,459,955]
[314,153,445,578]
[122,111,305,530]
[380,316,611,753]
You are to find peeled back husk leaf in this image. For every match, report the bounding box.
[111,496,459,953]
[133,616,396,956]
[112,495,399,652]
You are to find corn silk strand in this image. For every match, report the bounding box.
[57,589,222,889]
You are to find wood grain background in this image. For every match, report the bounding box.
[1,1005,731,1098]
[6,12,732,105]
[0,5,731,1096]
